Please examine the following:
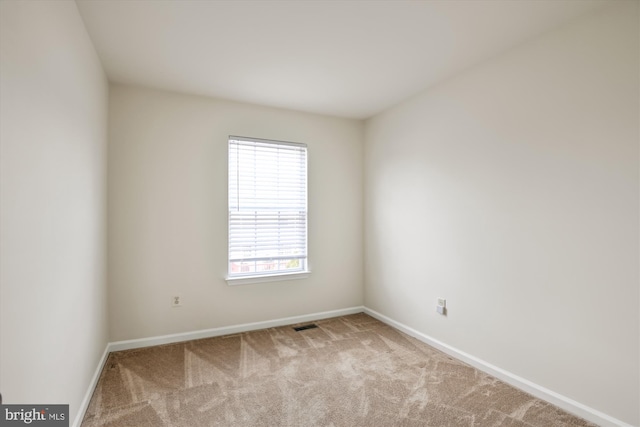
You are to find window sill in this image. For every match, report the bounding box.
[226,271,310,286]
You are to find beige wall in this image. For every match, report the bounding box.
[0,1,109,424]
[364,3,639,425]
[108,84,363,341]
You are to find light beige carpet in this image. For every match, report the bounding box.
[82,313,595,427]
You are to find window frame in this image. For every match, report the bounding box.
[226,136,309,285]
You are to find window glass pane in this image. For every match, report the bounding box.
[228,137,308,278]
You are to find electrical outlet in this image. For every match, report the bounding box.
[172,295,182,307]
[437,298,446,308]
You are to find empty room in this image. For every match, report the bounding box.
[0,0,638,426]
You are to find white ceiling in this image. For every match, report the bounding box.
[76,0,613,119]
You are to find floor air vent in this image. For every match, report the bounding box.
[293,324,318,331]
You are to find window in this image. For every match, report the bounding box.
[227,136,308,283]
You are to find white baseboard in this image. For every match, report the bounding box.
[363,307,632,427]
[72,344,110,427]
[108,306,365,352]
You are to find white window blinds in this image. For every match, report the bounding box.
[228,136,308,278]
